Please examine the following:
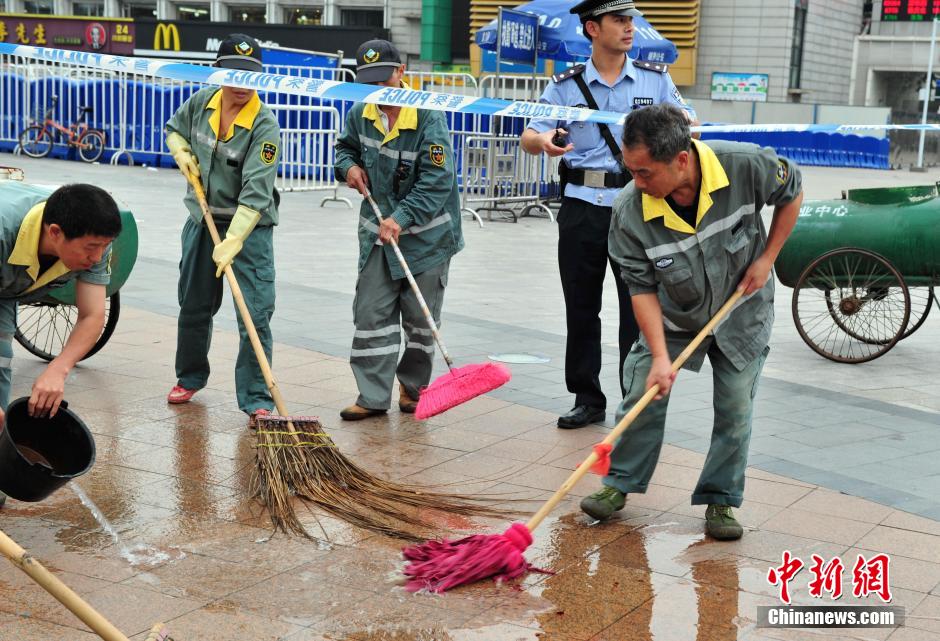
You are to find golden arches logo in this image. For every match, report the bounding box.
[153,23,180,51]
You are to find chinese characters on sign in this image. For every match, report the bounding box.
[0,17,134,54]
[768,551,893,605]
[497,8,539,66]
[882,0,940,21]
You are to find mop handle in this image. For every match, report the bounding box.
[365,193,455,371]
[0,528,130,641]
[526,289,745,532]
[188,176,293,421]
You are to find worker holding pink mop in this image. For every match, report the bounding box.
[334,39,466,421]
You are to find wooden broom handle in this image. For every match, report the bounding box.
[364,193,455,370]
[0,528,130,641]
[188,176,291,420]
[526,289,745,531]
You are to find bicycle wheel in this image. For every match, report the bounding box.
[15,292,120,362]
[77,130,105,163]
[18,125,52,158]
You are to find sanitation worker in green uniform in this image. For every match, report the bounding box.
[0,182,121,507]
[163,33,281,425]
[584,104,803,541]
[334,39,464,421]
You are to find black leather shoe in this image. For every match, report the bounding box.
[557,405,605,429]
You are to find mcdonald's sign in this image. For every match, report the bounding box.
[153,23,180,51]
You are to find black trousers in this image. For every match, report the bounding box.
[557,196,640,409]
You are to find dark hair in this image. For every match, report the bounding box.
[43,184,122,239]
[580,16,598,41]
[621,103,691,163]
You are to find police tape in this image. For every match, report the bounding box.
[2,42,940,134]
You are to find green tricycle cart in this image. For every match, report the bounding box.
[775,184,939,364]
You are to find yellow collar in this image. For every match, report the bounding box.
[642,139,730,233]
[363,82,418,144]
[205,89,262,141]
[8,202,71,293]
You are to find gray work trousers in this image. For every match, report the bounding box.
[351,245,449,410]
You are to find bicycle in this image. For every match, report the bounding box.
[18,96,106,163]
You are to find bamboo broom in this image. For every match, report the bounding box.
[186,174,512,540]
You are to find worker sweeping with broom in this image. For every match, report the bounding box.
[334,38,466,421]
[163,33,280,427]
[401,103,802,591]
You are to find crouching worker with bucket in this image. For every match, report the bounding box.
[0,182,121,506]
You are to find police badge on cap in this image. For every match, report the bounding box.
[570,0,643,19]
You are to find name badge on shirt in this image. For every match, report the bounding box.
[633,97,654,109]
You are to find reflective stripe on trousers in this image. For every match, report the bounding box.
[350,246,448,409]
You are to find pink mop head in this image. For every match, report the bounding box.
[402,522,540,592]
[415,362,511,419]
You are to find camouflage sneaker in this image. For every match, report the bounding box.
[580,486,626,520]
[705,504,743,540]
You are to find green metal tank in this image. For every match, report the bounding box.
[775,183,940,288]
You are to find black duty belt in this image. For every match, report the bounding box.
[565,168,631,189]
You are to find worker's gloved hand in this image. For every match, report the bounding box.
[166,131,200,180]
[212,205,261,277]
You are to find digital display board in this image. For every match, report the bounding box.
[882,0,940,21]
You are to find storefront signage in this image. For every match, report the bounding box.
[0,14,134,54]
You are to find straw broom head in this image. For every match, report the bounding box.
[253,415,516,541]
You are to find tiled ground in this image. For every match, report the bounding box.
[1,306,938,641]
[0,155,938,640]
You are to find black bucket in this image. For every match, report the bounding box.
[0,397,96,502]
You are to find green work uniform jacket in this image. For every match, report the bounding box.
[333,100,464,278]
[0,182,111,304]
[609,139,802,372]
[165,87,281,226]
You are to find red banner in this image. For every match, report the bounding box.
[0,14,135,55]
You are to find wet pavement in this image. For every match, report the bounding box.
[0,154,938,640]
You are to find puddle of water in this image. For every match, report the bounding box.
[69,483,179,567]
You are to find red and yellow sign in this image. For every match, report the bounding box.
[0,14,135,54]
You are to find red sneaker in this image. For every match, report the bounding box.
[248,408,271,430]
[167,385,198,404]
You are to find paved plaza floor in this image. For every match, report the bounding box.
[0,154,938,640]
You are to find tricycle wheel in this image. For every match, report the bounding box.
[792,248,910,363]
[900,287,934,339]
[15,292,120,362]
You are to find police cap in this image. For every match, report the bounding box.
[570,0,643,19]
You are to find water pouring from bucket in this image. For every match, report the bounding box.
[0,398,177,640]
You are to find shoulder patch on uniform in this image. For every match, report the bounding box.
[633,59,668,74]
[672,87,687,105]
[776,159,789,185]
[429,144,445,167]
[260,141,278,165]
[552,63,586,83]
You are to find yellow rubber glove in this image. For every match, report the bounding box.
[212,205,261,277]
[166,131,200,180]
